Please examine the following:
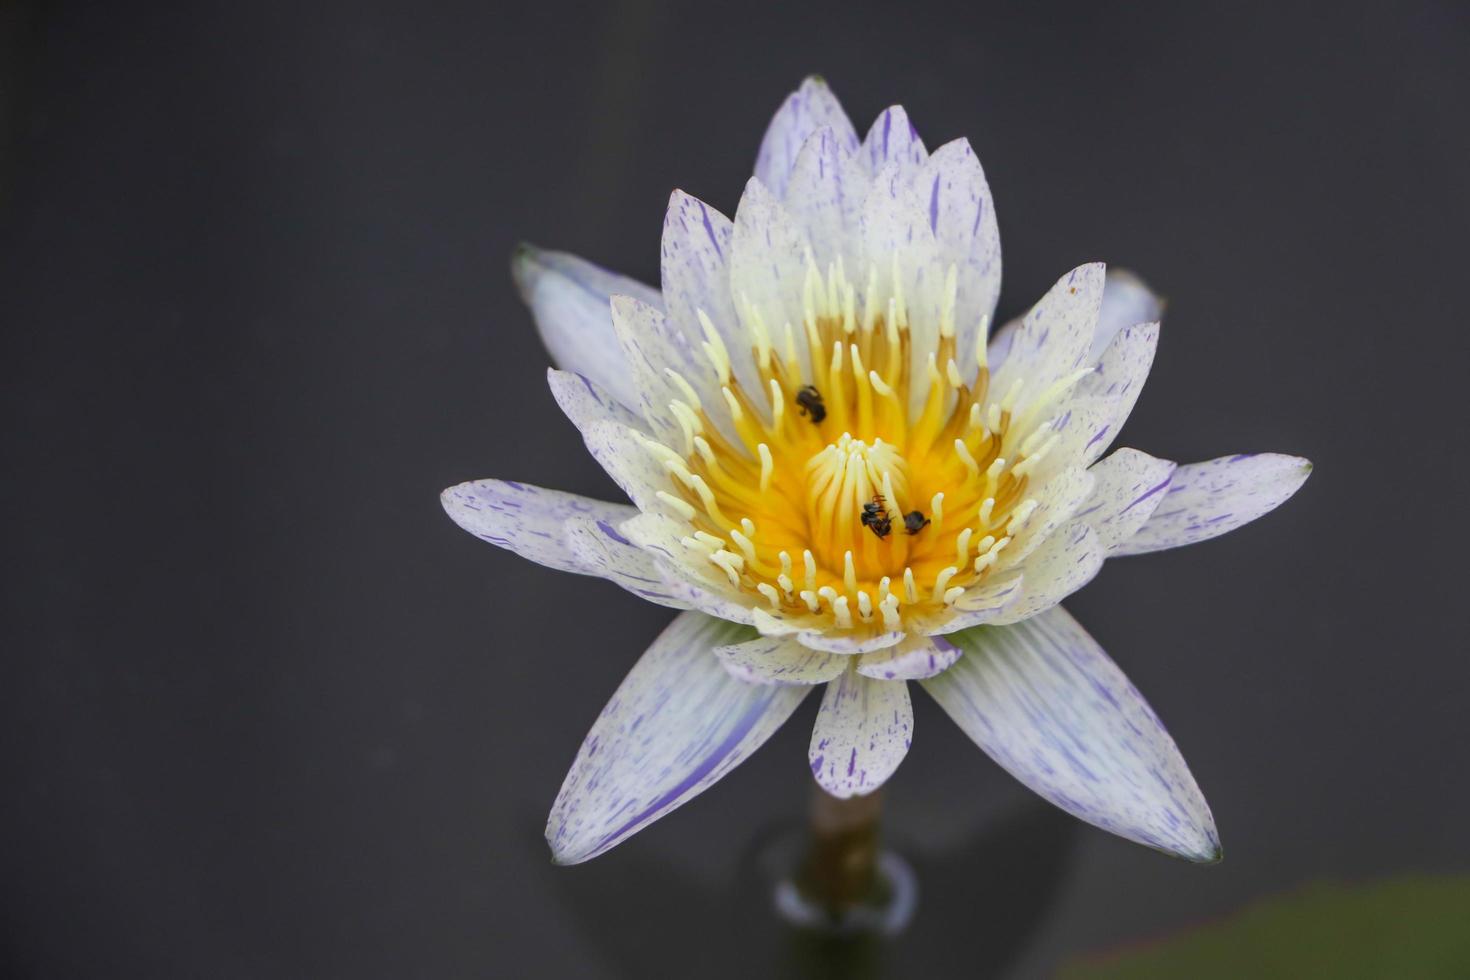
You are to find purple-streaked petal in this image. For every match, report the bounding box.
[546,368,646,435]
[920,139,1001,371]
[754,77,859,201]
[609,295,716,447]
[546,612,808,864]
[913,573,1025,634]
[923,606,1220,861]
[440,479,632,576]
[714,634,847,685]
[809,669,913,798]
[1078,448,1177,553]
[990,264,1105,422]
[1091,269,1163,360]
[856,634,963,680]
[861,105,927,181]
[512,246,659,409]
[993,520,1104,625]
[730,177,810,401]
[563,516,690,610]
[861,161,945,416]
[1114,454,1313,556]
[782,126,869,273]
[795,629,906,655]
[1072,322,1160,463]
[579,420,668,512]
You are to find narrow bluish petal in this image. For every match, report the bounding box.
[440,479,632,576]
[512,246,658,409]
[547,612,808,864]
[1077,448,1177,553]
[1091,269,1164,360]
[714,634,847,685]
[990,264,1105,422]
[564,516,690,610]
[861,105,927,181]
[923,607,1220,861]
[992,521,1104,625]
[856,634,963,680]
[754,77,859,201]
[809,669,913,798]
[920,139,1001,372]
[781,126,869,275]
[1114,454,1313,556]
[546,368,647,435]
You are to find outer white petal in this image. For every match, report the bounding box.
[782,127,869,271]
[795,629,906,655]
[1071,322,1160,463]
[856,634,963,680]
[993,520,1104,625]
[809,669,913,798]
[440,479,632,576]
[1076,449,1177,553]
[1114,454,1313,556]
[713,633,847,685]
[990,264,1105,422]
[512,246,659,409]
[919,139,1001,371]
[564,517,691,610]
[923,607,1221,861]
[546,612,808,864]
[861,162,945,417]
[546,368,647,435]
[1091,269,1163,360]
[989,267,1153,375]
[754,77,860,201]
[861,105,927,181]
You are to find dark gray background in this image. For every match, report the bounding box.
[2,1,1466,977]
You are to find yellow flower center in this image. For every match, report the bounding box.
[644,256,1071,634]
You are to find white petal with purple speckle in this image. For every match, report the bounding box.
[754,76,859,200]
[713,633,847,685]
[563,517,690,610]
[440,479,633,577]
[919,138,1001,371]
[545,368,646,435]
[1116,453,1312,556]
[1078,448,1177,552]
[546,611,808,864]
[856,634,963,680]
[923,606,1220,861]
[809,668,913,798]
[993,520,1104,624]
[512,246,660,409]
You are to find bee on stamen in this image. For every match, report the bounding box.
[903,510,931,535]
[794,385,827,423]
[860,494,893,539]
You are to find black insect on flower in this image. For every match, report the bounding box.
[860,494,893,539]
[903,510,931,535]
[794,385,827,423]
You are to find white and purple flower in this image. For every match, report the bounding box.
[444,78,1310,865]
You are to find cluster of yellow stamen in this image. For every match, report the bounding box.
[637,252,1085,635]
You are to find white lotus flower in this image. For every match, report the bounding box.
[444,78,1310,866]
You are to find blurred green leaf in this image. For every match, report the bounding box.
[1061,876,1470,979]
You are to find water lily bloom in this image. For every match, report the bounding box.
[444,78,1310,866]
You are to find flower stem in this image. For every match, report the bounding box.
[796,784,886,917]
